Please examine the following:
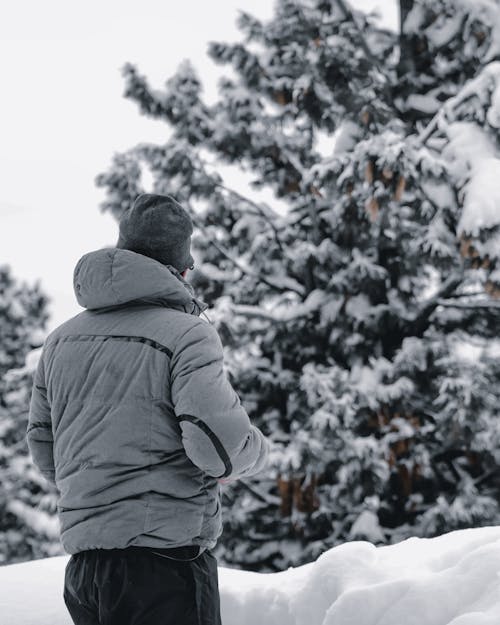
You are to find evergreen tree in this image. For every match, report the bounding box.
[96,0,500,572]
[0,265,62,564]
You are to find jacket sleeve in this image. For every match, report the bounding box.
[170,321,270,480]
[26,348,56,487]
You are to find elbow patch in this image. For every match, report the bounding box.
[179,414,233,478]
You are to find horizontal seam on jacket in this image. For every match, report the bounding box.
[178,414,232,478]
[49,334,173,358]
[26,421,51,434]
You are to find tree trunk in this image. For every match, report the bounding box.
[397,0,417,82]
[395,0,431,127]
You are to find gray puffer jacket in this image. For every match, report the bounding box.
[26,247,270,555]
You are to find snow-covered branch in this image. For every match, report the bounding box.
[189,211,305,296]
[231,290,331,323]
[213,182,286,253]
[437,299,500,310]
[406,271,464,334]
[419,61,500,145]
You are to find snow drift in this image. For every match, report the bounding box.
[1,526,500,625]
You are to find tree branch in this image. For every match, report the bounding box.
[334,0,389,82]
[238,478,281,506]
[442,291,486,299]
[419,86,481,145]
[407,271,464,335]
[231,305,280,321]
[187,207,304,296]
[213,182,285,253]
[232,290,330,322]
[436,299,500,310]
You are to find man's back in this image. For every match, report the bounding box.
[27,246,270,555]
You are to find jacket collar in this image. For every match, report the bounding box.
[73,247,208,316]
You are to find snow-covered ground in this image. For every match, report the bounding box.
[2,526,500,625]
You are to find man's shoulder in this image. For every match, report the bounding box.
[169,314,221,356]
[43,312,87,347]
[170,312,217,342]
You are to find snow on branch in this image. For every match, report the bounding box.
[231,289,332,323]
[419,61,500,145]
[407,271,465,333]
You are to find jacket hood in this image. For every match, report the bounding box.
[73,247,208,316]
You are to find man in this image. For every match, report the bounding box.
[26,193,271,625]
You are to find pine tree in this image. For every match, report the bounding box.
[0,265,63,564]
[95,0,500,572]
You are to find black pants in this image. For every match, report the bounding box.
[63,546,222,625]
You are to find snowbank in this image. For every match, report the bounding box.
[2,526,500,625]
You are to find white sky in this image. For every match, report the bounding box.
[0,0,397,334]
